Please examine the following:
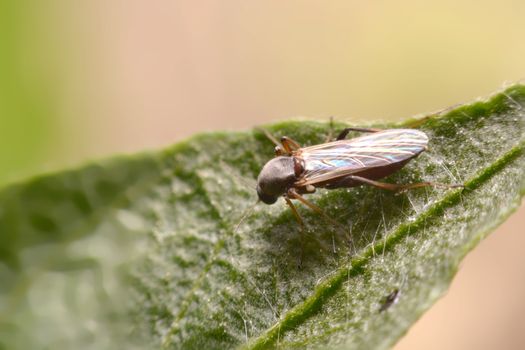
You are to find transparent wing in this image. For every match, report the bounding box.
[296,129,428,186]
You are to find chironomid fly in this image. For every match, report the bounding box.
[255,126,462,228]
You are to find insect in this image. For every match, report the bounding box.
[379,288,400,312]
[256,126,461,226]
[379,274,408,312]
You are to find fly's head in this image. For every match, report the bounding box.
[256,156,297,204]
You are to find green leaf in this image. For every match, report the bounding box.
[1,85,524,350]
[0,1,61,185]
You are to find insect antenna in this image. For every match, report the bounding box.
[288,190,356,255]
[232,200,260,235]
[254,127,281,148]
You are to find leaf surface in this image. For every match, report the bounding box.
[0,85,524,350]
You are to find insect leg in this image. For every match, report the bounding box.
[255,127,282,148]
[287,189,353,254]
[347,175,464,192]
[287,189,339,226]
[274,146,286,156]
[336,127,382,140]
[255,127,293,156]
[284,197,306,267]
[325,116,335,142]
[284,196,305,227]
[280,136,301,153]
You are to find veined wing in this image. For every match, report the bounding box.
[295,129,428,186]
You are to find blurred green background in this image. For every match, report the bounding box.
[0,1,524,349]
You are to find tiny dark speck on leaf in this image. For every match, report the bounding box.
[379,288,400,312]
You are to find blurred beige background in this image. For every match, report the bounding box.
[1,1,524,348]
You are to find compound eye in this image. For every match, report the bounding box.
[256,185,278,205]
[274,146,284,156]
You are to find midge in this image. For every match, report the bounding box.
[256,127,460,225]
